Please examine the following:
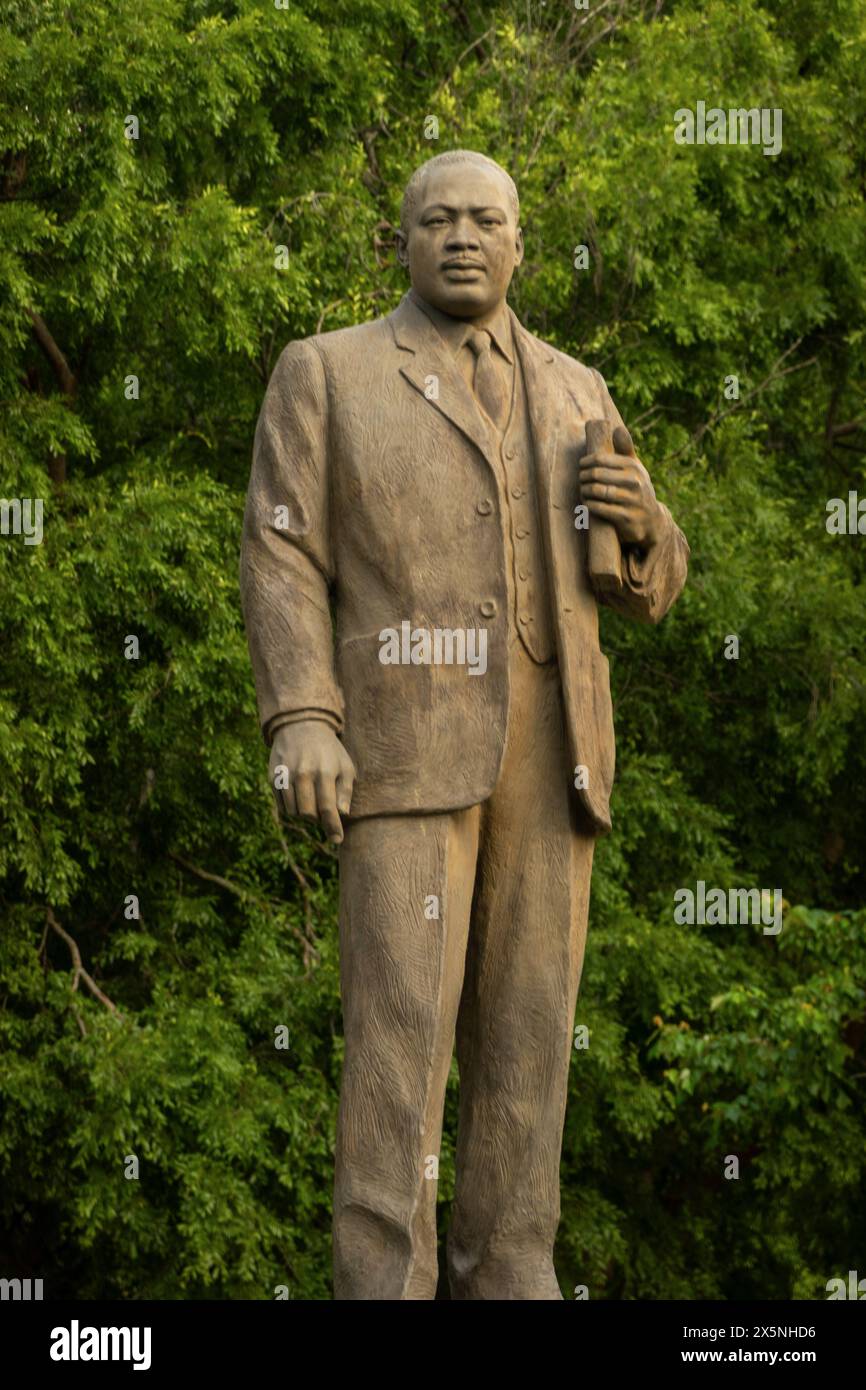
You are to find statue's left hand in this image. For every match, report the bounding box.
[579,424,665,550]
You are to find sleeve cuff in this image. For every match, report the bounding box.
[263,708,342,748]
[623,504,673,598]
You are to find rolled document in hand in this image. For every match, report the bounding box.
[584,417,624,594]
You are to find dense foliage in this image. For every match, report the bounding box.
[1,0,864,1299]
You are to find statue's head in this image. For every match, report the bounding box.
[396,150,523,319]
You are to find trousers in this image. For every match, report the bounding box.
[333,631,596,1299]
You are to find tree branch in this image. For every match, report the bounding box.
[45,908,122,1019]
[661,340,817,463]
[27,308,76,397]
[26,308,77,485]
[831,418,865,439]
[170,849,318,970]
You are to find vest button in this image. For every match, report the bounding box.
[519,614,531,625]
[476,498,493,515]
[511,486,524,499]
[504,446,515,459]
[516,526,529,539]
[479,599,497,618]
[519,568,528,581]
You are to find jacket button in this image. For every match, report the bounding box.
[519,568,529,581]
[511,486,524,499]
[516,526,529,539]
[504,446,515,459]
[480,599,497,618]
[476,498,493,515]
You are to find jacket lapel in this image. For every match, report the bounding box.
[390,295,497,470]
[511,311,595,616]
[390,295,584,527]
[510,311,562,501]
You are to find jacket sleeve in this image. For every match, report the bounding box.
[239,338,345,743]
[589,367,690,625]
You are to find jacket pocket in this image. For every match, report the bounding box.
[336,629,434,786]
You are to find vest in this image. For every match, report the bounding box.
[479,350,556,663]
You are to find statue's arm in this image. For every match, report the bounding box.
[589,367,690,625]
[239,338,345,743]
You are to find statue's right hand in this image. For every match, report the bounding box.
[269,720,356,846]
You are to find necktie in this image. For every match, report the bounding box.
[467,328,509,435]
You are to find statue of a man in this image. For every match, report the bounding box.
[240,149,689,1300]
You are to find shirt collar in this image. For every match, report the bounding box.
[408,288,513,365]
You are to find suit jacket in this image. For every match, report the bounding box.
[240,293,689,833]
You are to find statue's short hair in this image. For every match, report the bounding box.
[400,150,520,232]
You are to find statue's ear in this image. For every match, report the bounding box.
[395,229,409,268]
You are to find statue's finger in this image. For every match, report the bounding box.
[613,423,636,457]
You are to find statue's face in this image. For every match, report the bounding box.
[397,162,524,318]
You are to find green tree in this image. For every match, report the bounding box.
[1,0,864,1298]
